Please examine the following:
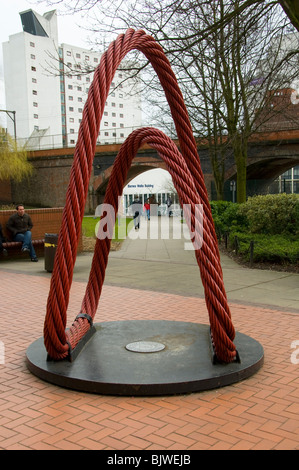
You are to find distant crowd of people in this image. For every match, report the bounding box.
[130,195,173,231]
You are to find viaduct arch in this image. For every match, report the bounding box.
[91,129,299,206]
[7,128,299,210]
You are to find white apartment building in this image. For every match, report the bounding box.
[59,43,142,147]
[2,9,142,149]
[3,10,62,147]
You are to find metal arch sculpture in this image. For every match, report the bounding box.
[43,29,237,364]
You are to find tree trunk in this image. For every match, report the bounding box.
[235,153,247,203]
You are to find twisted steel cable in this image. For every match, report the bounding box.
[43,29,236,363]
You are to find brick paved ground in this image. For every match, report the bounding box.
[0,270,298,450]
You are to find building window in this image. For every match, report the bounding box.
[77,86,82,91]
[33,102,38,107]
[30,42,35,47]
[76,53,81,58]
[112,102,116,107]
[86,77,90,82]
[67,51,71,56]
[31,66,36,72]
[120,123,124,128]
[119,103,123,108]
[69,107,74,111]
[70,129,75,133]
[85,55,89,61]
[78,97,82,102]
[104,122,108,126]
[69,96,73,101]
[112,123,116,127]
[105,132,109,136]
[34,114,38,119]
[120,114,124,118]
[94,58,98,63]
[68,84,73,90]
[69,118,74,122]
[32,90,37,95]
[32,78,37,83]
[104,111,108,116]
[31,54,35,59]
[78,108,83,113]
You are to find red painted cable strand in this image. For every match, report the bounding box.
[47,127,236,363]
[43,30,235,362]
[81,128,236,363]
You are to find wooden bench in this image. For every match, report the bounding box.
[2,238,45,252]
[0,207,83,259]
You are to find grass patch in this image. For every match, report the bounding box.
[228,231,299,264]
[82,216,133,242]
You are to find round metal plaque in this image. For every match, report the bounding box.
[125,341,165,353]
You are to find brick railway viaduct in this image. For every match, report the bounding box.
[3,128,299,213]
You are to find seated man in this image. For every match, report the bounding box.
[6,205,38,262]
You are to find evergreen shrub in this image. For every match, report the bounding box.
[210,194,299,265]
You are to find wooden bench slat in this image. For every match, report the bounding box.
[3,239,45,249]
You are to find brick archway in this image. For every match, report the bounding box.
[92,161,168,206]
[225,156,299,182]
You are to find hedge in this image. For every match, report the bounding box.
[210,194,299,265]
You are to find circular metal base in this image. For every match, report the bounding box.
[26,320,264,396]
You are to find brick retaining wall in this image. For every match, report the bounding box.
[0,207,82,253]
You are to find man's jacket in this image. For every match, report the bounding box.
[6,213,33,237]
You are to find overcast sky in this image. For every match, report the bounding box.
[0,0,98,118]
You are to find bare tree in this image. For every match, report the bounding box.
[37,0,299,202]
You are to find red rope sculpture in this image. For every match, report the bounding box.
[43,29,237,363]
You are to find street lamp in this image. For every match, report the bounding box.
[0,109,16,140]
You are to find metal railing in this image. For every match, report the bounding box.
[14,126,176,151]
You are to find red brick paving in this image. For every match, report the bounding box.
[0,270,298,450]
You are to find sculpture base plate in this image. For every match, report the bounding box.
[26,320,264,396]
